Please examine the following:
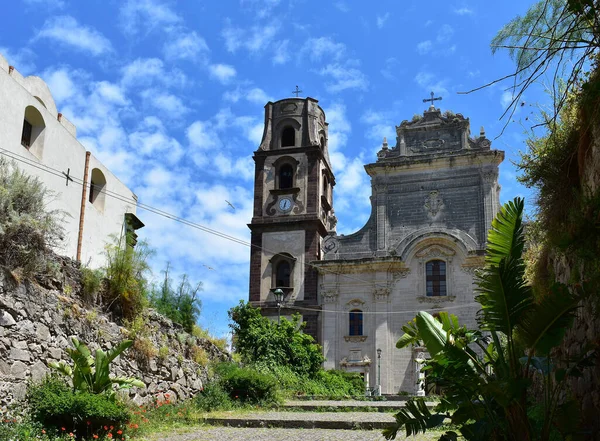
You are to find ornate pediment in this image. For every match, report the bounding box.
[347,298,365,308]
[321,289,339,304]
[373,288,390,301]
[415,244,455,259]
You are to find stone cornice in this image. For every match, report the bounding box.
[365,150,504,177]
[416,295,457,303]
[312,257,410,275]
[344,335,368,343]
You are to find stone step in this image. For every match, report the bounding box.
[203,411,395,430]
[281,399,436,412]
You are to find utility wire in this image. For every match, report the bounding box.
[0,147,484,315]
[0,148,393,288]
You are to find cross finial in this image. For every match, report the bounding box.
[292,85,302,97]
[423,91,442,109]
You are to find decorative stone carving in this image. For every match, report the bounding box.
[373,288,390,301]
[327,210,338,232]
[482,171,497,183]
[344,335,368,342]
[422,138,444,149]
[347,299,365,308]
[280,102,297,114]
[392,269,411,279]
[424,190,444,218]
[322,235,339,254]
[460,265,481,275]
[415,244,455,259]
[416,295,456,303]
[340,355,371,367]
[321,290,338,304]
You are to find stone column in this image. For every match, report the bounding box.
[481,170,498,243]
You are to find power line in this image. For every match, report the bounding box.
[0,148,393,289]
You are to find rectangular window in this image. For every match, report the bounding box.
[426,260,447,296]
[21,120,32,147]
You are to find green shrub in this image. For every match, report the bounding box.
[228,301,324,376]
[150,263,202,333]
[103,234,153,319]
[27,376,131,436]
[194,382,234,411]
[216,363,280,406]
[0,158,64,277]
[81,267,103,303]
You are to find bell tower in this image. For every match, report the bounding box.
[248,97,336,342]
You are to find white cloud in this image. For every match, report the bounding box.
[119,0,181,36]
[42,68,77,102]
[323,102,351,171]
[319,63,368,93]
[272,40,290,65]
[414,71,449,97]
[140,89,189,118]
[246,88,273,104]
[454,7,474,15]
[380,57,399,81]
[0,47,37,75]
[416,40,432,54]
[35,16,113,56]
[120,58,187,89]
[222,21,280,55]
[437,24,454,43]
[334,1,350,12]
[501,91,514,109]
[301,37,346,62]
[209,64,237,84]
[376,13,390,29]
[163,31,209,62]
[240,0,281,18]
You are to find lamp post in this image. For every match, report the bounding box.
[377,348,382,396]
[273,288,284,325]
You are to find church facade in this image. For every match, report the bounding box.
[248,96,503,395]
[0,53,143,268]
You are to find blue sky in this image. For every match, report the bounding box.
[1,0,547,339]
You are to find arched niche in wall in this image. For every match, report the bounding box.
[274,118,301,149]
[89,168,107,212]
[272,156,300,190]
[21,105,46,160]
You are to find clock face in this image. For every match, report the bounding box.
[278,197,293,212]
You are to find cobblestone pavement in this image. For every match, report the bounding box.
[150,427,443,441]
[212,411,395,423]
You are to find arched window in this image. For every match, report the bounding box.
[320,136,326,149]
[21,106,46,158]
[275,260,291,287]
[426,260,446,296]
[89,168,107,212]
[349,309,363,336]
[281,126,295,147]
[279,164,294,189]
[322,174,329,199]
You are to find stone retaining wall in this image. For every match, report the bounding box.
[0,260,229,410]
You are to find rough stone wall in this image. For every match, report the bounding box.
[0,259,229,411]
[549,116,600,439]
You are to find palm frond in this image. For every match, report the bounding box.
[382,398,444,440]
[415,311,447,357]
[475,197,534,335]
[516,282,582,355]
[396,319,420,349]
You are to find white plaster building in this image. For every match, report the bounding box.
[0,53,142,268]
[248,96,503,395]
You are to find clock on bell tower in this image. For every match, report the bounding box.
[247,96,336,342]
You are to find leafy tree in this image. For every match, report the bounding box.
[462,0,600,133]
[149,263,202,333]
[0,158,65,277]
[228,301,324,376]
[384,198,592,441]
[49,337,144,397]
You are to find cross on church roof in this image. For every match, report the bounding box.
[292,85,302,97]
[423,91,442,108]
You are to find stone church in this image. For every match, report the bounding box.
[248,96,503,395]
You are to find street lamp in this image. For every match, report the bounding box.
[273,288,284,324]
[377,348,382,396]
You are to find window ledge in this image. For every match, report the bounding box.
[344,335,367,342]
[270,188,300,195]
[417,295,456,304]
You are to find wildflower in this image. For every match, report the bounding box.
[93,435,98,439]
[42,429,46,434]
[69,433,74,437]
[108,433,113,439]
[117,430,122,435]
[165,393,170,398]
[104,426,109,430]
[62,427,66,431]
[110,426,114,430]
